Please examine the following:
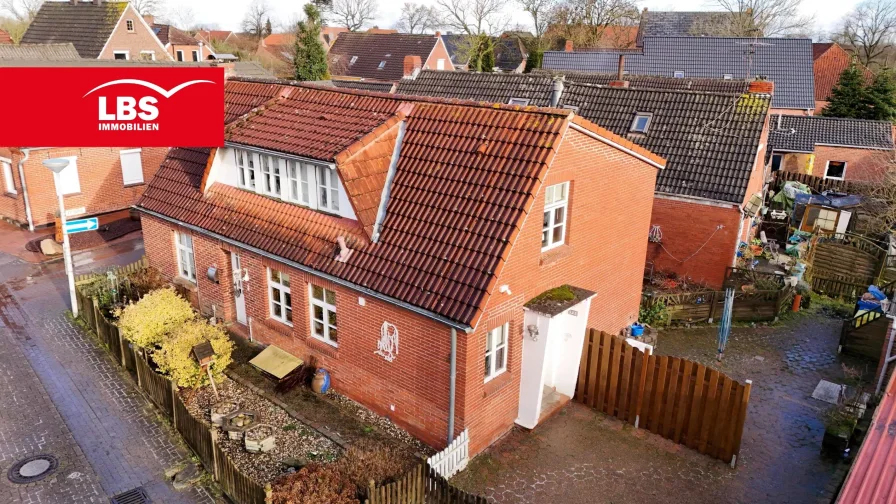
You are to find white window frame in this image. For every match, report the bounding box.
[309,284,338,346]
[175,232,196,282]
[484,323,508,382]
[235,149,257,190]
[113,50,129,60]
[1,160,15,195]
[236,149,342,214]
[139,50,155,61]
[176,50,184,61]
[378,60,387,69]
[191,50,199,61]
[630,113,652,133]
[437,58,445,70]
[55,156,81,195]
[268,268,293,326]
[287,160,312,206]
[316,165,340,212]
[723,74,733,80]
[824,160,847,181]
[259,154,282,197]
[542,182,569,251]
[119,148,144,185]
[126,19,135,32]
[673,71,685,78]
[508,98,530,106]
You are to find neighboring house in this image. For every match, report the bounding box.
[195,29,239,47]
[135,78,665,455]
[321,26,349,49]
[813,42,873,110]
[327,32,453,81]
[257,33,296,78]
[440,33,528,72]
[635,9,734,46]
[768,115,894,183]
[0,29,13,44]
[20,0,172,61]
[542,36,815,113]
[224,61,275,79]
[0,42,81,61]
[330,79,395,93]
[544,25,638,50]
[151,18,212,61]
[398,71,773,286]
[0,146,167,229]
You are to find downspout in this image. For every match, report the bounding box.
[16,149,34,231]
[448,327,457,444]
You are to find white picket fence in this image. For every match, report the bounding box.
[427,429,469,478]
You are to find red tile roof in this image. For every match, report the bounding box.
[224,80,293,124]
[838,371,896,503]
[328,32,441,81]
[813,42,873,102]
[0,29,13,44]
[139,80,661,327]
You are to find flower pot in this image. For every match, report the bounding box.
[311,369,330,394]
[792,294,802,312]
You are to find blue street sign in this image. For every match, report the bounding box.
[64,217,99,234]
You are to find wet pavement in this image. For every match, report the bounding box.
[0,237,213,503]
[454,313,859,503]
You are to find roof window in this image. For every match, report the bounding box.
[378,61,386,69]
[673,71,684,78]
[630,113,652,134]
[562,105,579,113]
[126,19,135,32]
[723,74,733,80]
[349,56,358,65]
[508,98,530,106]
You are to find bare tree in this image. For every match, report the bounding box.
[437,0,508,71]
[517,0,554,43]
[394,2,439,34]
[163,4,196,30]
[549,0,639,49]
[130,0,165,16]
[241,0,271,39]
[707,0,814,37]
[1,0,42,22]
[329,0,376,31]
[834,0,896,67]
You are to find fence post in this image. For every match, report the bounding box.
[171,380,178,426]
[731,379,752,468]
[118,329,126,367]
[210,429,220,481]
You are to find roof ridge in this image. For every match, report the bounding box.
[565,80,757,98]
[776,114,893,125]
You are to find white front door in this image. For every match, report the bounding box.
[231,253,247,324]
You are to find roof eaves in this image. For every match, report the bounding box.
[569,116,666,169]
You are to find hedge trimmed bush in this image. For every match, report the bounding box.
[270,464,358,504]
[118,288,194,349]
[155,320,234,388]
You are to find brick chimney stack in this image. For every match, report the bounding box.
[617,54,625,80]
[748,79,774,95]
[608,80,630,88]
[403,55,422,78]
[565,40,573,52]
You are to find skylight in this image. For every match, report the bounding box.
[673,71,685,78]
[630,113,652,134]
[378,61,387,69]
[349,56,358,65]
[508,98,530,106]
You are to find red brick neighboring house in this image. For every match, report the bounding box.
[327,32,453,82]
[0,29,13,44]
[136,78,664,455]
[813,42,874,111]
[195,30,239,46]
[151,17,211,62]
[20,1,172,61]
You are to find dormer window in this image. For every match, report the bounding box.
[260,154,282,197]
[234,149,344,215]
[378,61,387,69]
[235,149,256,189]
[350,56,358,65]
[673,71,684,78]
[126,19,134,32]
[630,113,652,134]
[508,98,530,106]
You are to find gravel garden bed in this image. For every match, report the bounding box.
[184,378,341,483]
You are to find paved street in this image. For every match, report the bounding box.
[0,238,213,504]
[453,313,856,503]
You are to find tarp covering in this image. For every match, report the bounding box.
[249,345,303,380]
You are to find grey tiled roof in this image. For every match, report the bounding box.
[332,79,395,92]
[21,1,129,58]
[229,61,275,79]
[0,43,81,61]
[532,69,750,93]
[636,11,729,45]
[395,70,556,105]
[559,82,770,203]
[441,34,526,72]
[768,115,895,153]
[542,37,815,109]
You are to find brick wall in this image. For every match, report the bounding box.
[168,44,206,62]
[98,4,171,61]
[0,147,167,227]
[811,146,891,183]
[460,129,659,454]
[424,38,454,72]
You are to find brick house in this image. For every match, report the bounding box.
[395,71,773,287]
[21,0,172,61]
[0,147,167,229]
[327,32,454,83]
[768,115,895,183]
[150,17,211,62]
[812,43,874,111]
[136,78,664,455]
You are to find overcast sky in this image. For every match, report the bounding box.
[182,0,857,39]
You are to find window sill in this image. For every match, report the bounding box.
[172,276,197,290]
[62,192,82,199]
[123,182,146,189]
[260,317,294,334]
[306,335,339,358]
[540,245,572,266]
[3,192,18,199]
[483,372,511,397]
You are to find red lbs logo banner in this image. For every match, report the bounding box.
[0,67,224,147]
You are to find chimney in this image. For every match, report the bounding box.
[435,31,441,38]
[617,54,625,80]
[550,76,565,107]
[608,80,630,88]
[143,14,154,25]
[748,79,774,95]
[403,55,422,78]
[564,40,573,52]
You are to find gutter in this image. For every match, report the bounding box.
[568,123,665,170]
[136,206,474,332]
[16,149,34,231]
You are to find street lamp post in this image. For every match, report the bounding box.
[43,158,78,318]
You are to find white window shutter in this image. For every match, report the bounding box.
[120,149,144,185]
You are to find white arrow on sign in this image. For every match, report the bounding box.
[64,218,99,234]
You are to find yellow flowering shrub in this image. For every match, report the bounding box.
[156,320,234,388]
[118,288,194,349]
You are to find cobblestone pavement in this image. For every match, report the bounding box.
[0,240,214,504]
[454,312,858,503]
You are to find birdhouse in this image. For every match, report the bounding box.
[191,341,215,367]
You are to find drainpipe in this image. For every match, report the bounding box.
[448,327,457,444]
[16,149,35,231]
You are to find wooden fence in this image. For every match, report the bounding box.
[771,171,870,195]
[215,441,269,504]
[644,287,794,325]
[427,429,469,479]
[575,330,752,464]
[74,256,148,284]
[174,393,216,474]
[366,463,487,504]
